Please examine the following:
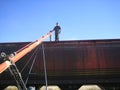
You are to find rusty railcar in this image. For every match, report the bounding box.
[0,39,120,88]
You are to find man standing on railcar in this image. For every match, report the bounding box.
[53,22,61,41]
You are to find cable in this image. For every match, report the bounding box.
[25,52,37,85]
[42,44,48,90]
[20,47,38,73]
[25,47,39,85]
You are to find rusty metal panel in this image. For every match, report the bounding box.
[26,39,120,77]
[0,39,120,84]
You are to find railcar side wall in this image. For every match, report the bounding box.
[0,39,120,85]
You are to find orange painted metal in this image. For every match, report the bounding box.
[0,31,53,74]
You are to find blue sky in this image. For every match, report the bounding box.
[0,0,120,42]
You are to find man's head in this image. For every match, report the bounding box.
[56,22,59,26]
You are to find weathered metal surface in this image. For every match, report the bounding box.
[0,39,120,85]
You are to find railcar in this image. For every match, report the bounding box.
[0,39,120,89]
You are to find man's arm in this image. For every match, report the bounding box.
[59,26,61,34]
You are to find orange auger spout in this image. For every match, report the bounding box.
[0,31,53,74]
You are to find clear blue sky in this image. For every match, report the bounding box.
[0,0,120,42]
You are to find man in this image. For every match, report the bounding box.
[53,22,61,41]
